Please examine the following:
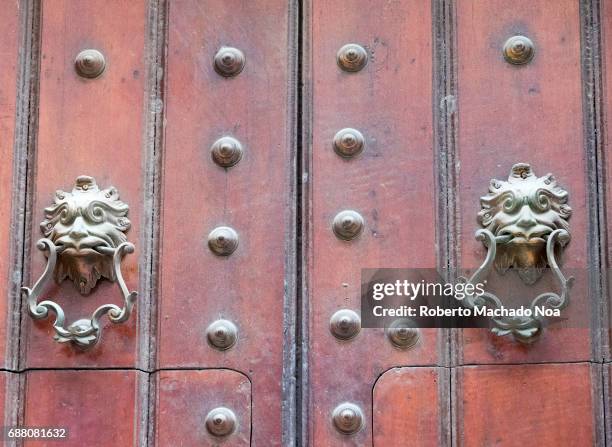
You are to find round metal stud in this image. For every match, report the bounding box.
[332,402,364,435]
[333,128,365,158]
[386,319,420,349]
[206,319,238,351]
[332,210,364,241]
[205,407,237,437]
[337,44,368,72]
[75,49,106,79]
[211,136,243,168]
[329,309,361,340]
[503,35,535,65]
[214,46,245,77]
[208,226,239,256]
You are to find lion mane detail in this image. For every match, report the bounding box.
[40,175,131,295]
[478,163,571,284]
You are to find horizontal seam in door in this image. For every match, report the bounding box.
[0,359,609,375]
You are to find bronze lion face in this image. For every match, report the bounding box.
[40,176,131,294]
[478,163,571,284]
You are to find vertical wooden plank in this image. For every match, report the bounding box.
[306,0,436,444]
[159,1,295,444]
[601,0,612,363]
[605,363,611,444]
[23,370,141,446]
[0,0,20,368]
[454,0,591,363]
[601,1,612,437]
[373,367,447,446]
[0,371,6,428]
[455,363,596,446]
[155,370,251,446]
[24,0,146,367]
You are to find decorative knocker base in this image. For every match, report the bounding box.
[460,229,573,343]
[462,163,573,343]
[21,176,137,350]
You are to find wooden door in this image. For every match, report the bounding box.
[2,0,296,445]
[0,0,610,446]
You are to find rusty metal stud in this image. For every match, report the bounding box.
[330,309,361,340]
[206,319,238,350]
[74,49,106,79]
[333,210,364,241]
[211,136,243,168]
[205,407,237,437]
[332,402,364,435]
[333,128,364,158]
[337,44,368,72]
[503,36,535,65]
[386,319,419,349]
[214,46,245,77]
[208,226,239,256]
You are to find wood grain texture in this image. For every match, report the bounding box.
[0,0,19,368]
[25,0,146,367]
[155,369,251,446]
[373,367,446,446]
[306,0,436,444]
[455,0,591,363]
[0,371,6,426]
[24,370,141,446]
[455,363,595,446]
[605,363,611,444]
[602,0,612,361]
[159,1,294,444]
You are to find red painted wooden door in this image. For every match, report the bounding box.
[0,0,610,446]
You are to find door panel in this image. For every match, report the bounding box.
[23,370,142,446]
[305,0,437,444]
[373,367,447,446]
[606,364,611,443]
[455,0,591,363]
[0,371,6,425]
[455,363,596,446]
[156,370,251,446]
[25,0,146,368]
[0,0,20,369]
[159,0,295,443]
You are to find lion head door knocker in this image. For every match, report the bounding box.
[22,176,137,349]
[460,163,573,343]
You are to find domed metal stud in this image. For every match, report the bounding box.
[206,319,238,350]
[211,136,243,168]
[332,210,364,241]
[205,407,237,437]
[75,49,106,78]
[386,318,420,349]
[214,46,245,77]
[337,44,368,72]
[333,128,364,158]
[332,402,364,435]
[208,226,239,256]
[503,35,535,65]
[329,309,361,340]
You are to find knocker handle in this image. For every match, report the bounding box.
[461,229,573,343]
[22,239,137,349]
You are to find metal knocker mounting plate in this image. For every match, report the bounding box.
[460,163,573,343]
[21,176,137,349]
